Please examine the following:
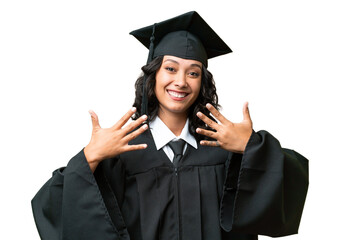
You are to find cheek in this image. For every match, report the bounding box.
[154,72,163,96]
[155,71,170,91]
[191,79,202,97]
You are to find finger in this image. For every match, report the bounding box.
[243,102,251,121]
[200,140,221,147]
[89,110,101,129]
[123,115,148,134]
[113,107,138,130]
[122,123,148,143]
[123,143,148,152]
[206,103,230,124]
[196,111,219,130]
[196,128,218,139]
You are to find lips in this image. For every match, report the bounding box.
[167,90,189,100]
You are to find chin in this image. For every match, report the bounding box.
[159,104,189,116]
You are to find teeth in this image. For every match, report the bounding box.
[168,90,187,98]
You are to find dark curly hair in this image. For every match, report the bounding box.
[132,56,220,141]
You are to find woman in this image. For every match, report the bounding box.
[32,11,308,240]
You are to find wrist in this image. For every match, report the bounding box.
[84,145,101,171]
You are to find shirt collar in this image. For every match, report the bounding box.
[149,116,198,150]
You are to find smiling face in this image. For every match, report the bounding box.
[155,55,202,120]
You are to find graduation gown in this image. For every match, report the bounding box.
[32,130,308,240]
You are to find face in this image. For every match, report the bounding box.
[155,55,202,119]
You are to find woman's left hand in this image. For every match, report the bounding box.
[196,102,253,154]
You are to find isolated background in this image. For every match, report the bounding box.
[1,0,359,239]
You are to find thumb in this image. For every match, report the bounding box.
[243,102,251,121]
[89,110,101,130]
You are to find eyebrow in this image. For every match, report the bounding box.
[164,59,202,70]
[191,63,202,70]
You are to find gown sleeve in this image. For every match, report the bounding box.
[220,130,309,237]
[31,149,130,240]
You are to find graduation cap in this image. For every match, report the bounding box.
[130,11,232,115]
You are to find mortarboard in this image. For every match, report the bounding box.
[130,11,232,115]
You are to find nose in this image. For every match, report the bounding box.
[174,71,187,88]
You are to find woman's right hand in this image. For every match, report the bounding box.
[84,107,148,172]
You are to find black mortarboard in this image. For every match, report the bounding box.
[130,11,232,115]
[130,11,232,68]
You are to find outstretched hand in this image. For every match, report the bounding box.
[84,107,148,172]
[196,102,253,154]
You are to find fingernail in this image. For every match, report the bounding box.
[196,128,200,133]
[197,112,202,117]
[142,115,148,120]
[131,107,136,112]
[142,124,148,130]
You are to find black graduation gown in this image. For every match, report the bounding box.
[32,130,308,240]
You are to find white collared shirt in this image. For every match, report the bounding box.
[149,116,198,161]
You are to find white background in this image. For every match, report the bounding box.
[1,0,359,239]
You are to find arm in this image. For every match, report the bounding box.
[32,107,148,239]
[31,149,128,240]
[196,103,309,236]
[220,131,309,237]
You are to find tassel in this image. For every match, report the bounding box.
[147,23,156,64]
[141,23,156,116]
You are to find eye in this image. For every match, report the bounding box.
[165,67,176,72]
[189,71,200,77]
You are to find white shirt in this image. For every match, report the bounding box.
[149,116,198,161]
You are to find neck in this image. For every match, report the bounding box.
[157,110,187,136]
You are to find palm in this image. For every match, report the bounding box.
[84,107,148,172]
[196,102,253,153]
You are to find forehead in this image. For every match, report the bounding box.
[162,55,202,68]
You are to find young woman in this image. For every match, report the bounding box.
[32,11,308,240]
